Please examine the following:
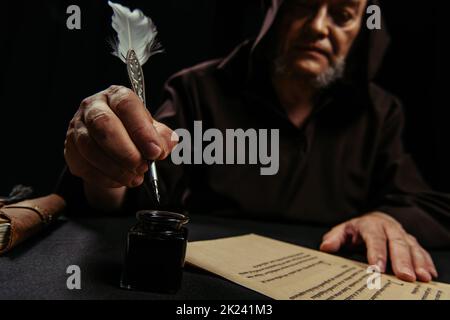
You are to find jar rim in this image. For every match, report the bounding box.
[136,210,189,229]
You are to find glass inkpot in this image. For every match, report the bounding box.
[120,210,189,294]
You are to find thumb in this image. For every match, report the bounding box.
[320,223,349,253]
[153,120,179,159]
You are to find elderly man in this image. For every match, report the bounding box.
[61,0,450,283]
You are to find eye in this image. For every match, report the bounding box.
[331,9,355,26]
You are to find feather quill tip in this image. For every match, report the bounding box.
[108,1,164,65]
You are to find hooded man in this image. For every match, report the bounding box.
[61,0,450,283]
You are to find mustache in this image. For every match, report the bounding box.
[272,54,346,89]
[291,43,333,60]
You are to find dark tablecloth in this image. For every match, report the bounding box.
[1,215,449,300]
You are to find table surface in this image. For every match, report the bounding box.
[1,215,450,300]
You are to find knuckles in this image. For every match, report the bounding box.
[74,130,91,151]
[105,85,131,96]
[121,148,143,170]
[105,85,137,113]
[84,112,113,142]
[128,123,151,140]
[80,96,94,110]
[67,86,160,181]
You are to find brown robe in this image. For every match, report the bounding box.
[58,0,450,248]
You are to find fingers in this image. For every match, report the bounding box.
[72,119,144,188]
[358,220,387,273]
[364,221,438,283]
[320,223,352,253]
[408,244,431,282]
[65,85,180,189]
[422,248,439,279]
[384,224,416,282]
[64,135,123,189]
[65,85,179,189]
[405,235,438,281]
[320,213,438,284]
[104,86,176,160]
[153,120,179,159]
[80,92,146,172]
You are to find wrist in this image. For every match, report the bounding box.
[83,182,127,213]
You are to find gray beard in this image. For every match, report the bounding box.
[273,55,346,89]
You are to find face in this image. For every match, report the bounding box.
[273,0,367,84]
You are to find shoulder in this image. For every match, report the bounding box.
[155,59,225,124]
[164,59,223,92]
[165,40,252,91]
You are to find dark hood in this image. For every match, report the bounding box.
[250,0,391,83]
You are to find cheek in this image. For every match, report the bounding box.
[282,20,306,52]
[330,28,360,60]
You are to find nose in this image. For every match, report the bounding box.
[307,6,329,38]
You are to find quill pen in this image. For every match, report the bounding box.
[109,1,164,204]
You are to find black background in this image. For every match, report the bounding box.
[0,0,449,197]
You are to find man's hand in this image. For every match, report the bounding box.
[320,212,438,283]
[64,86,178,210]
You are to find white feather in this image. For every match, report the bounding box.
[108,1,163,65]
